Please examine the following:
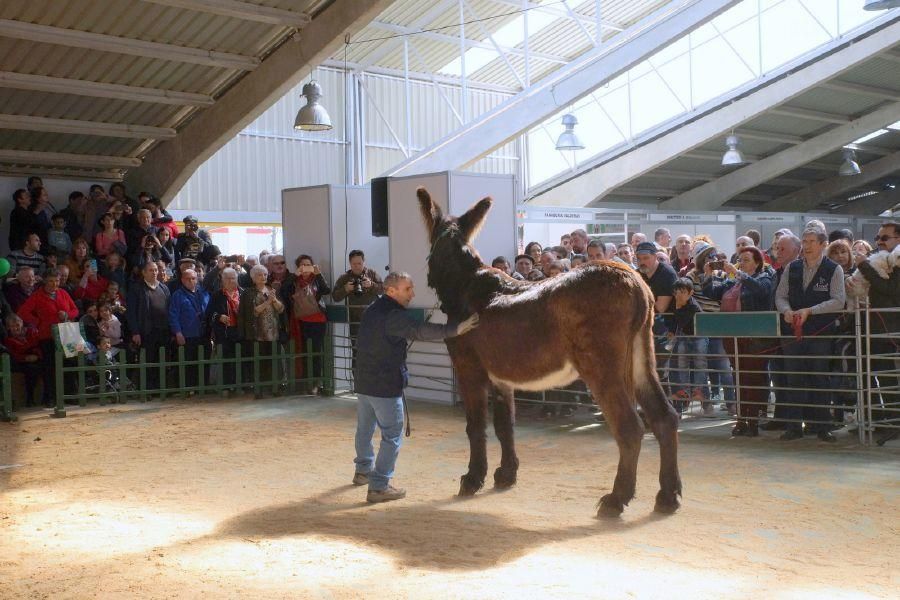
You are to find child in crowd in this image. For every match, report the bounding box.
[3,314,44,408]
[79,301,101,346]
[666,277,710,414]
[48,214,72,258]
[100,281,126,317]
[570,254,586,268]
[97,304,123,356]
[547,261,565,277]
[101,251,127,290]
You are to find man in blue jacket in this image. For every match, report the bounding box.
[353,272,479,503]
[169,268,210,390]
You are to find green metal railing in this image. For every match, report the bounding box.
[1,354,13,422]
[49,338,334,418]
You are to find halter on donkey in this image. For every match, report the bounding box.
[417,187,682,517]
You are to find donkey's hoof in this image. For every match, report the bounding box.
[457,473,484,497]
[653,489,681,514]
[493,466,517,490]
[596,494,625,518]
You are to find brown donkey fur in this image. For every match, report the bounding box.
[417,187,681,516]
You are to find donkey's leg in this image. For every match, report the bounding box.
[577,357,643,517]
[491,383,519,489]
[633,331,682,514]
[457,371,490,497]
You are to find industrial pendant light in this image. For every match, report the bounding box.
[721,134,746,166]
[555,114,585,151]
[838,148,861,176]
[864,0,900,10]
[294,81,332,131]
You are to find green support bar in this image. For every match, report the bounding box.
[1,354,15,422]
[53,351,66,418]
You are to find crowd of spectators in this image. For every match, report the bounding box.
[494,222,899,443]
[1,176,387,408]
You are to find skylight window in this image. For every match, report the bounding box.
[438,2,559,78]
[852,129,890,144]
[887,120,900,131]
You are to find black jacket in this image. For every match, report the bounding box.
[126,280,171,338]
[205,287,243,343]
[354,295,456,398]
[858,260,900,334]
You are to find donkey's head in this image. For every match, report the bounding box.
[416,187,492,314]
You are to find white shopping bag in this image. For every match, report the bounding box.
[54,322,88,359]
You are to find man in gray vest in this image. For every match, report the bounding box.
[775,229,845,442]
[352,272,479,503]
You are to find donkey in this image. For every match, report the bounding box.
[416,187,681,516]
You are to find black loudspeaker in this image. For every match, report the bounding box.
[371,176,389,237]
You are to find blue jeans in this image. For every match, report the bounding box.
[672,337,709,398]
[354,393,404,491]
[707,338,735,403]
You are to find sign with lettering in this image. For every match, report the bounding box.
[648,213,705,222]
[740,215,795,223]
[521,208,596,221]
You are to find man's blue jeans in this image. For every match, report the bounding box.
[354,393,404,491]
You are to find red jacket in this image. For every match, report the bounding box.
[74,275,110,302]
[4,327,43,363]
[17,287,79,341]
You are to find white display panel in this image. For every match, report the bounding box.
[448,172,517,268]
[327,185,389,285]
[281,185,332,278]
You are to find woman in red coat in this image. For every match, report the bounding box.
[17,268,79,407]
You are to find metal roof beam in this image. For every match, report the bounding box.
[821,80,900,101]
[770,106,851,124]
[385,0,742,177]
[366,20,569,64]
[139,0,312,27]
[530,20,900,207]
[0,165,124,181]
[0,150,141,169]
[0,71,214,105]
[832,187,900,215]
[488,0,624,32]
[0,19,259,70]
[763,149,900,211]
[353,0,457,70]
[659,101,900,211]
[125,0,392,203]
[320,59,519,93]
[736,128,805,145]
[0,114,176,139]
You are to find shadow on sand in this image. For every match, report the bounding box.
[188,485,669,571]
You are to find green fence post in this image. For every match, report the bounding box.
[76,354,87,407]
[117,357,128,404]
[53,350,66,418]
[97,352,108,406]
[158,346,167,401]
[286,339,296,395]
[176,345,186,397]
[1,354,15,422]
[305,338,313,393]
[253,341,261,398]
[235,342,243,392]
[198,344,206,396]
[139,349,148,402]
[272,340,280,396]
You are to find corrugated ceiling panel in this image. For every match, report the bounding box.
[787,88,887,119]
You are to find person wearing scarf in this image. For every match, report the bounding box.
[279,254,331,394]
[206,267,245,391]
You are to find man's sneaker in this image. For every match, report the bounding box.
[352,472,369,486]
[366,485,406,503]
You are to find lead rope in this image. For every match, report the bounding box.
[400,302,442,438]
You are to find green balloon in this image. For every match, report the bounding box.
[0,257,9,278]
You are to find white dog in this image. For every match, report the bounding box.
[847,245,900,298]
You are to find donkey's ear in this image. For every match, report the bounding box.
[416,187,443,235]
[458,196,492,243]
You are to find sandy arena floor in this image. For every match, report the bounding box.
[1,394,898,599]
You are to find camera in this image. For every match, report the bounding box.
[352,276,364,296]
[708,260,725,270]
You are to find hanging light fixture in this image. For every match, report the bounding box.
[294,81,332,131]
[864,0,900,10]
[838,148,862,176]
[555,114,585,151]
[721,133,746,166]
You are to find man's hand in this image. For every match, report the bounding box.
[783,309,794,322]
[175,332,186,346]
[344,281,355,293]
[456,314,480,336]
[361,277,373,289]
[219,314,230,325]
[795,308,810,326]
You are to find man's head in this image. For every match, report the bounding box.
[491,256,511,274]
[744,229,761,247]
[674,234,692,259]
[514,254,534,277]
[656,251,670,265]
[142,260,159,284]
[246,255,258,268]
[586,239,605,262]
[672,277,694,304]
[137,208,152,229]
[635,242,659,275]
[5,314,24,337]
[630,232,647,248]
[617,243,634,264]
[735,236,754,252]
[875,222,900,253]
[12,188,29,208]
[800,229,827,262]
[805,220,826,235]
[654,228,671,248]
[539,250,556,273]
[109,183,126,200]
[68,191,86,211]
[23,232,40,253]
[16,266,35,288]
[183,215,199,235]
[384,272,414,307]
[181,268,198,292]
[569,229,589,254]
[604,243,616,259]
[560,233,572,253]
[348,249,366,275]
[42,268,60,293]
[27,176,43,192]
[56,264,69,282]
[775,234,801,265]
[828,228,854,244]
[269,254,287,274]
